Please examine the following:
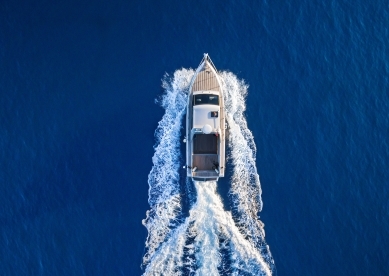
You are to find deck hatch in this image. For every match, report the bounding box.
[193,134,217,154]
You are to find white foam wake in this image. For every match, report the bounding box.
[142,69,194,266]
[142,69,274,275]
[222,72,275,268]
[144,181,271,276]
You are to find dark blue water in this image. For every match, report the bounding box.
[1,0,388,275]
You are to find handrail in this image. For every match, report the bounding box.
[197,53,218,72]
[205,53,218,72]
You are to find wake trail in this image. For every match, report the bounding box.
[144,181,271,276]
[142,69,275,275]
[142,69,194,266]
[222,72,275,268]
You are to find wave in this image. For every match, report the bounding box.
[142,69,275,275]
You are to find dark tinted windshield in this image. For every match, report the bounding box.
[193,94,219,106]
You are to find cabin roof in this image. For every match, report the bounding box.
[193,105,221,130]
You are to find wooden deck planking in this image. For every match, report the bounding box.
[192,66,220,92]
[192,154,218,170]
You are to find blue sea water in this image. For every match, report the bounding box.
[1,0,388,275]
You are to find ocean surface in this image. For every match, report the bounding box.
[1,0,388,275]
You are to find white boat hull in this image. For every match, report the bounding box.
[186,54,226,181]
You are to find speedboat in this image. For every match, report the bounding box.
[186,54,226,181]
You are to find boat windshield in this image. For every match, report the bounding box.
[193,94,219,106]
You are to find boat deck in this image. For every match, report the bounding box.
[193,170,219,181]
[191,63,220,92]
[192,154,218,170]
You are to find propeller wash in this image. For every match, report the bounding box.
[142,66,275,275]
